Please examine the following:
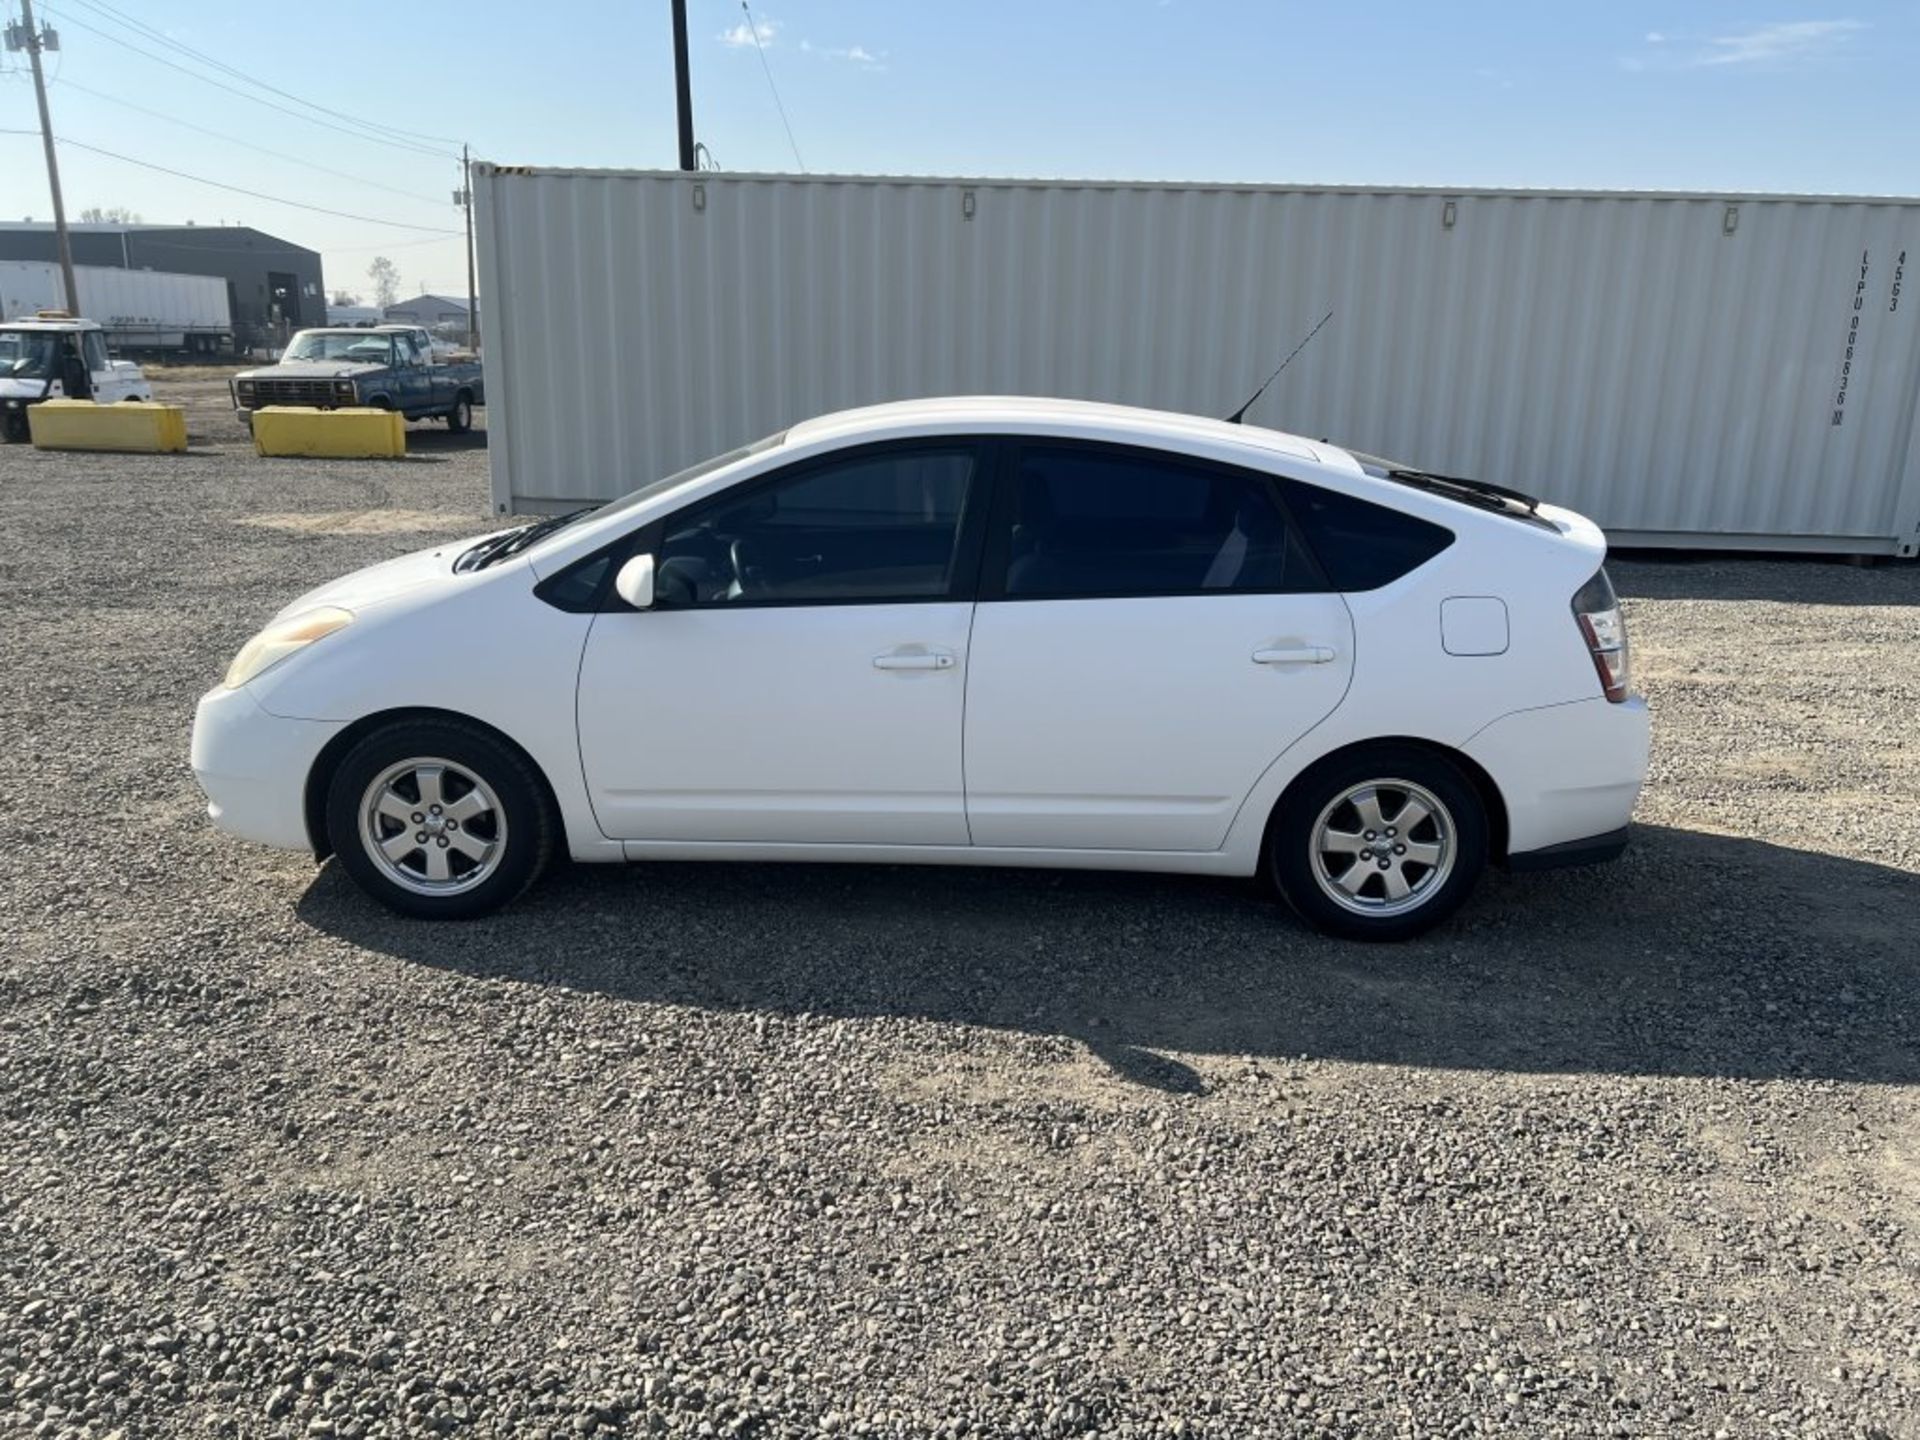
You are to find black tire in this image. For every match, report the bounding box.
[1267,744,1488,942]
[324,718,557,919]
[1,409,26,444]
[446,393,473,433]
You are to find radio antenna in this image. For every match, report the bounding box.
[1225,309,1333,424]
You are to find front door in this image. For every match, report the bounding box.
[82,331,133,402]
[964,441,1355,852]
[575,441,988,844]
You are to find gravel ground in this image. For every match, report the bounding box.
[1,380,1916,1439]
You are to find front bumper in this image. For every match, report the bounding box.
[190,685,345,852]
[1463,695,1651,861]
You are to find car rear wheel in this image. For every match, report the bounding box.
[446,394,473,433]
[324,719,555,919]
[1268,746,1487,941]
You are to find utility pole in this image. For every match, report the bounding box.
[8,0,78,314]
[670,0,696,171]
[458,144,479,352]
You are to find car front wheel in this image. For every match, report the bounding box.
[324,719,555,918]
[1268,746,1488,941]
[446,395,473,433]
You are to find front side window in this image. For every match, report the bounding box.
[999,444,1321,598]
[82,332,110,371]
[656,446,978,605]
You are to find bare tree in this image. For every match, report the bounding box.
[78,205,141,224]
[330,289,363,307]
[366,257,400,310]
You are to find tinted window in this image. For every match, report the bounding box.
[658,448,976,605]
[1000,445,1321,598]
[1278,479,1454,591]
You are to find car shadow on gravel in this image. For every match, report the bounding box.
[296,823,1918,1088]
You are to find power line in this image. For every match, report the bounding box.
[0,127,463,233]
[739,0,804,172]
[36,8,458,160]
[58,0,464,151]
[52,78,452,210]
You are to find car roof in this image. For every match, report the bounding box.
[784,396,1331,466]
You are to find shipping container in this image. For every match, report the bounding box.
[473,167,1920,557]
[0,260,233,354]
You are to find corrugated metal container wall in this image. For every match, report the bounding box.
[474,168,1920,555]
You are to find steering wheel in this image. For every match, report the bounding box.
[728,537,771,600]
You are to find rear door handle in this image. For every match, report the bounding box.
[873,650,956,671]
[1253,645,1336,666]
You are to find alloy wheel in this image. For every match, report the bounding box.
[1309,778,1456,917]
[358,757,507,896]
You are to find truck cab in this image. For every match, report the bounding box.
[0,313,156,443]
[230,325,484,433]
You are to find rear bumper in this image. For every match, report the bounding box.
[190,685,343,852]
[1506,824,1632,872]
[1463,695,1650,859]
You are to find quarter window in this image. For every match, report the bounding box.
[657,447,978,605]
[998,444,1321,598]
[1277,479,1454,591]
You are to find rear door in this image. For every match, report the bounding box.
[574,439,989,844]
[963,441,1355,852]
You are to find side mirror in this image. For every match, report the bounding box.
[613,553,656,610]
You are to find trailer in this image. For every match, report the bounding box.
[0,261,233,355]
[473,167,1920,557]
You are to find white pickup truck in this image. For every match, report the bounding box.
[0,313,155,443]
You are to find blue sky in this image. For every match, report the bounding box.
[2,1,1912,301]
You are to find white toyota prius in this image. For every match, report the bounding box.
[191,398,1649,940]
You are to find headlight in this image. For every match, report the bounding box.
[223,607,353,689]
[236,380,255,398]
[333,379,356,397]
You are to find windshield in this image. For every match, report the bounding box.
[461,431,790,572]
[0,330,59,380]
[592,430,789,526]
[283,332,397,365]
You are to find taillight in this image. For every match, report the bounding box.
[1572,568,1630,702]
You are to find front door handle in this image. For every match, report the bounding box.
[873,650,956,671]
[1253,645,1336,666]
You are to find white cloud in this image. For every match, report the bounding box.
[806,41,887,69]
[1699,18,1863,65]
[718,17,777,47]
[1627,18,1865,71]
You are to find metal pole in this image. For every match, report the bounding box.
[670,0,696,171]
[19,0,78,314]
[463,145,479,352]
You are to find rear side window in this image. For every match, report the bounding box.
[999,444,1323,598]
[1278,479,1453,591]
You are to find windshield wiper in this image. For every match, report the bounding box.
[456,507,598,572]
[1385,467,1541,517]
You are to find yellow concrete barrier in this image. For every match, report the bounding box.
[252,407,406,459]
[27,399,188,454]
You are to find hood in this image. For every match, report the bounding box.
[273,529,519,618]
[239,361,387,382]
[0,376,53,400]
